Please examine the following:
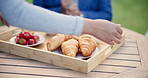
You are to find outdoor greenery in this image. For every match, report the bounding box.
[112,0,148,34]
[0,0,147,35]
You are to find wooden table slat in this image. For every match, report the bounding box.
[0,65,115,78]
[93,65,134,73]
[110,66,148,78]
[114,47,138,55]
[123,28,148,66]
[0,73,58,78]
[102,59,141,67]
[108,54,140,61]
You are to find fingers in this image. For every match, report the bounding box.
[114,31,122,39]
[100,38,114,45]
[5,20,10,27]
[112,37,121,44]
[112,24,123,44]
[62,2,81,16]
[116,24,123,34]
[0,16,10,27]
[105,38,120,45]
[69,3,77,11]
[117,27,123,34]
[105,31,122,45]
[107,41,114,45]
[112,31,122,44]
[106,37,120,45]
[0,16,5,25]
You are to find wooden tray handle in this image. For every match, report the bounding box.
[0,27,22,40]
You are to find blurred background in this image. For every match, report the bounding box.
[0,0,148,35]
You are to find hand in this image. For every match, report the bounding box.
[83,19,123,45]
[61,0,72,14]
[66,3,82,16]
[0,15,10,27]
[61,0,82,16]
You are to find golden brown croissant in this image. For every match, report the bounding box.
[47,34,78,51]
[61,39,79,57]
[46,34,65,51]
[78,35,97,57]
[64,35,78,41]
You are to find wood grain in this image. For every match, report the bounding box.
[123,28,148,66]
[110,66,148,78]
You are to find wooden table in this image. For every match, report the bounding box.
[0,28,148,78]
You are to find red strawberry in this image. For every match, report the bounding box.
[33,35,39,43]
[24,32,31,35]
[15,36,20,44]
[24,32,31,39]
[28,39,35,45]
[30,33,35,39]
[18,32,25,38]
[19,38,27,45]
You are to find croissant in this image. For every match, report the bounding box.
[65,35,78,41]
[46,34,65,51]
[61,39,79,57]
[47,34,78,51]
[78,35,97,57]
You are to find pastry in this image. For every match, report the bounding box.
[65,34,78,41]
[78,35,97,56]
[47,34,65,51]
[47,34,78,51]
[61,39,79,57]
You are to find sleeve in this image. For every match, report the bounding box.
[81,0,112,21]
[0,0,84,35]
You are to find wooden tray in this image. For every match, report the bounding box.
[0,26,125,73]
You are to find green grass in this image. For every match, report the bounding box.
[26,0,32,3]
[1,0,148,35]
[112,0,148,34]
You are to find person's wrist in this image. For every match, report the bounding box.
[82,19,94,35]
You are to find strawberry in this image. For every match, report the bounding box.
[30,33,35,39]
[19,38,27,45]
[18,32,25,38]
[24,32,31,35]
[28,39,35,45]
[15,36,20,44]
[23,32,31,39]
[33,35,40,43]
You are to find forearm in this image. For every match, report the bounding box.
[0,0,84,35]
[81,11,112,21]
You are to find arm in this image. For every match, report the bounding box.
[0,0,83,35]
[0,0,123,45]
[81,0,112,21]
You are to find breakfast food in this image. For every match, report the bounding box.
[61,39,79,57]
[19,38,27,45]
[46,34,65,51]
[78,35,97,56]
[65,35,78,41]
[15,31,40,45]
[46,34,97,57]
[46,34,78,51]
